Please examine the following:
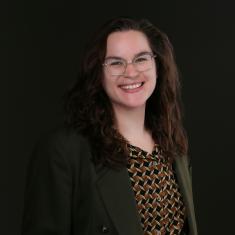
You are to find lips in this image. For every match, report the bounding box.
[119,82,144,90]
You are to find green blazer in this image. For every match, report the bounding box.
[21,127,198,235]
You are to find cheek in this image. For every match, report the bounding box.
[148,71,157,93]
[152,67,158,86]
[147,67,157,84]
[154,64,158,78]
[101,71,109,90]
[101,73,114,97]
[150,78,157,94]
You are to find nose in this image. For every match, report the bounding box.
[124,62,139,78]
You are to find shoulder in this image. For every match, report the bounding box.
[36,126,90,151]
[31,126,92,169]
[174,154,193,186]
[174,154,191,169]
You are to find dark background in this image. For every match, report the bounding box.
[3,0,235,234]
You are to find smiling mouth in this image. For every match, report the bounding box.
[119,82,144,90]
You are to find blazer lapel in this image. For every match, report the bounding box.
[94,156,198,235]
[95,166,143,235]
[173,157,198,235]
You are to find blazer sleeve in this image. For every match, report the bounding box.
[21,133,73,235]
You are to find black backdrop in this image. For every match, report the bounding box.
[3,0,235,234]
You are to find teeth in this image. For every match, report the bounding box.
[121,83,142,90]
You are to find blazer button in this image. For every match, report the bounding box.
[101,225,109,233]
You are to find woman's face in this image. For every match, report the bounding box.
[102,30,157,111]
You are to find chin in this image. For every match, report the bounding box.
[116,100,147,110]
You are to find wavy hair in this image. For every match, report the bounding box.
[63,17,188,169]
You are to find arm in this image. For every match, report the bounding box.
[21,133,73,235]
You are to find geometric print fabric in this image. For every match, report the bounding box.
[126,143,186,235]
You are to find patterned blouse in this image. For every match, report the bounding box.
[126,143,186,235]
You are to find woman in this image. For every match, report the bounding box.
[21,17,198,235]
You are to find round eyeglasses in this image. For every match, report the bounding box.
[103,52,156,76]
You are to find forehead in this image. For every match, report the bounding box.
[105,30,151,58]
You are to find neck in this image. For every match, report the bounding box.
[112,104,147,141]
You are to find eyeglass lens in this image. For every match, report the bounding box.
[104,53,155,76]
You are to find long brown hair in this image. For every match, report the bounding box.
[63,17,188,169]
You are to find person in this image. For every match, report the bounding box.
[21,17,198,235]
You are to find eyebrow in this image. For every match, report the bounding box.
[105,51,152,60]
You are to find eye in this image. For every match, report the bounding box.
[110,61,123,66]
[135,56,149,63]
